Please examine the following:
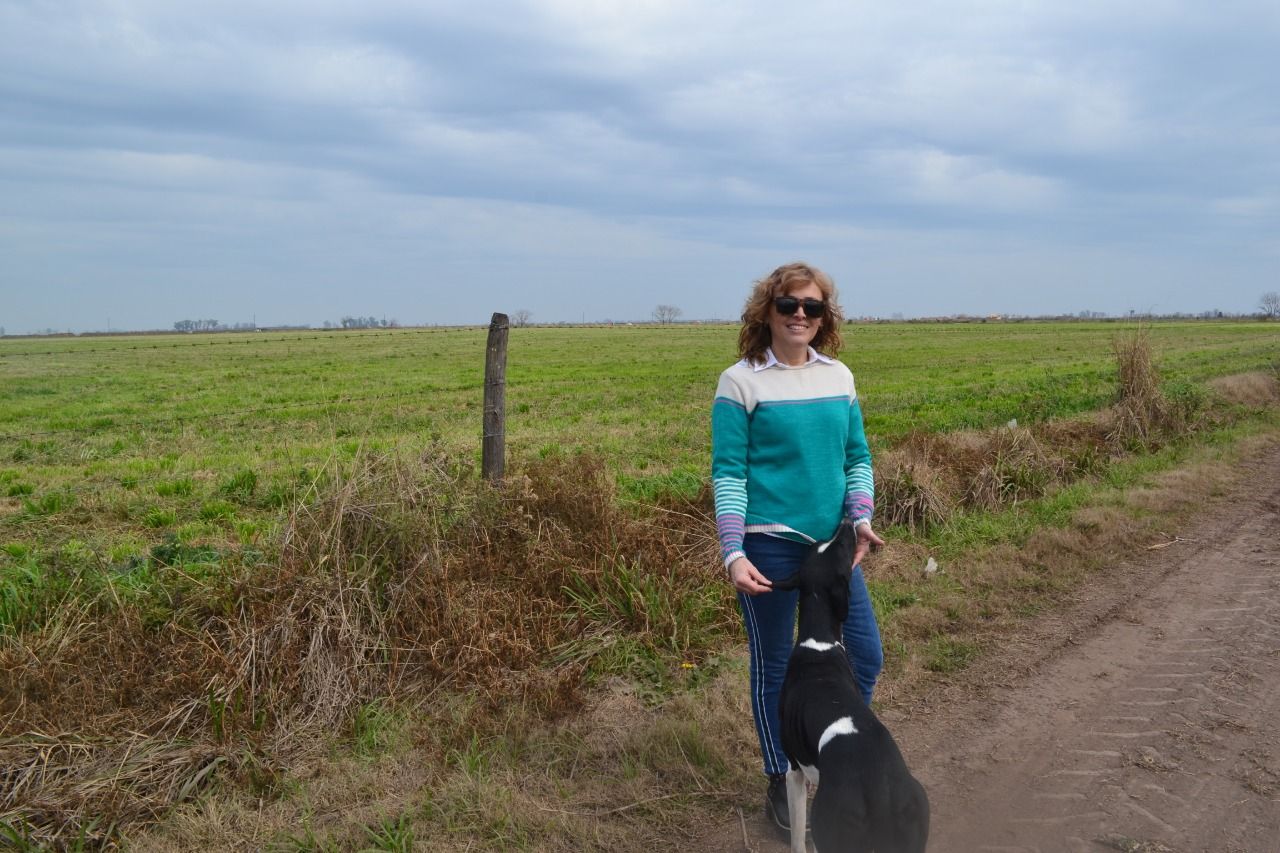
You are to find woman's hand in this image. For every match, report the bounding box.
[853,523,885,568]
[729,556,773,595]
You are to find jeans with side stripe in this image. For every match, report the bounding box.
[738,532,884,776]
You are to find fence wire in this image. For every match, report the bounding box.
[0,324,726,359]
[0,387,460,442]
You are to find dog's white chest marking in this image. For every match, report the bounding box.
[799,638,843,652]
[817,536,834,553]
[818,716,858,752]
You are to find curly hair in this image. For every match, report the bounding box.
[738,262,845,365]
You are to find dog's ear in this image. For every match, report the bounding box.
[770,572,800,592]
[832,578,850,624]
[829,584,849,617]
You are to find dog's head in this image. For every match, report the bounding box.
[772,519,859,628]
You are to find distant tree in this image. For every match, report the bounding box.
[174,318,218,332]
[1260,291,1280,319]
[511,309,533,328]
[339,315,389,329]
[652,304,682,324]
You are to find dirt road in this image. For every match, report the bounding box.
[701,447,1280,852]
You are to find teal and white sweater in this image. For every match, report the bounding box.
[711,347,874,569]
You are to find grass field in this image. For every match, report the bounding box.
[1,319,1278,848]
[3,320,1277,560]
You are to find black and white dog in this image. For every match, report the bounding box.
[773,519,929,853]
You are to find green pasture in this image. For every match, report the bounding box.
[0,320,1277,570]
[2,319,1278,848]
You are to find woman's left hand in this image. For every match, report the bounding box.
[853,523,885,568]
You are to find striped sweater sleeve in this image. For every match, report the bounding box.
[843,397,874,526]
[711,372,749,569]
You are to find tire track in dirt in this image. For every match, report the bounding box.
[920,464,1280,852]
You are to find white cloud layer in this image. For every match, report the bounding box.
[1,0,1278,330]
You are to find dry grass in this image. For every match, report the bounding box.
[0,733,224,849]
[873,450,954,532]
[132,673,760,852]
[869,334,1239,534]
[0,452,731,847]
[1208,371,1280,408]
[1107,326,1206,448]
[874,422,1094,530]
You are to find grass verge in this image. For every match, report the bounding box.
[2,338,1278,848]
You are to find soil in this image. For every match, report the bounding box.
[695,444,1280,853]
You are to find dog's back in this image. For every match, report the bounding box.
[775,520,929,852]
[780,646,929,853]
[809,716,930,852]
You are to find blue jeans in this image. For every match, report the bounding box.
[738,532,884,776]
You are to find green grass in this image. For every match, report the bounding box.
[1,321,1275,566]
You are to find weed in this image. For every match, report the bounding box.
[6,482,34,497]
[924,635,978,673]
[868,580,921,622]
[272,824,343,853]
[351,700,405,759]
[361,813,414,853]
[143,507,177,528]
[264,481,295,508]
[0,556,53,631]
[21,490,73,516]
[155,478,194,497]
[149,537,219,567]
[0,819,42,852]
[220,468,258,502]
[199,499,237,521]
[448,732,495,780]
[58,539,94,569]
[235,519,262,544]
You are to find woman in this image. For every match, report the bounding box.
[711,262,885,833]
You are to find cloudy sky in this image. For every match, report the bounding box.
[2,1,1277,332]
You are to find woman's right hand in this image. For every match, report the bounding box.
[729,556,773,595]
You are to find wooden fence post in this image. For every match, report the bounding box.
[482,312,509,483]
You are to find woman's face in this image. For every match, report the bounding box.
[768,280,824,353]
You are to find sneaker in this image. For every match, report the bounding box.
[765,772,790,833]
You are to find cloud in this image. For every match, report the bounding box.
[1,1,1278,330]
[869,147,1061,210]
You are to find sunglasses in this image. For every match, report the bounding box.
[773,296,826,318]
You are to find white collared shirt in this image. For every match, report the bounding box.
[751,346,835,372]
